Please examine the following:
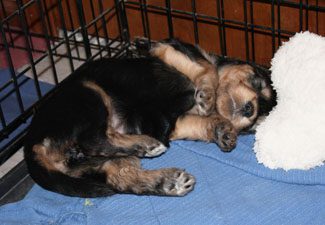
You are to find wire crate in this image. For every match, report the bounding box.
[0,0,324,203]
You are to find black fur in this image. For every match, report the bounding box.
[24,57,195,197]
[25,39,277,197]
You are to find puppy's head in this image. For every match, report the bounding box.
[216,59,277,133]
[136,37,277,133]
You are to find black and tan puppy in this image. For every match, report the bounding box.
[148,39,276,148]
[24,39,276,198]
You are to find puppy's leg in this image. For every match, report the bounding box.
[101,156,195,196]
[82,80,166,158]
[33,143,195,196]
[106,131,167,158]
[77,129,167,159]
[150,42,218,116]
[187,73,217,117]
[170,114,237,152]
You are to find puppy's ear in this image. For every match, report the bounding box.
[250,75,266,91]
[250,67,274,100]
[250,66,277,116]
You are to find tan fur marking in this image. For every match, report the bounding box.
[107,132,141,148]
[84,82,125,133]
[234,85,258,103]
[219,64,272,100]
[83,81,127,133]
[33,142,66,173]
[171,113,238,150]
[101,157,165,194]
[101,157,195,196]
[32,139,95,177]
[217,82,259,130]
[216,64,266,131]
[171,114,225,141]
[84,81,164,156]
[261,87,272,100]
[105,131,160,154]
[151,43,217,84]
[151,43,206,81]
[83,81,129,142]
[151,44,219,86]
[83,81,113,116]
[171,115,209,141]
[151,43,219,116]
[196,60,219,85]
[218,64,254,85]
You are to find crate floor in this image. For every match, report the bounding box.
[1,135,325,225]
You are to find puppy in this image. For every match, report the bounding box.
[24,39,275,198]
[148,39,276,150]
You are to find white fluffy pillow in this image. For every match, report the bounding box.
[254,31,325,170]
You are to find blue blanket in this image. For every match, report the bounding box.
[0,68,53,150]
[1,135,325,225]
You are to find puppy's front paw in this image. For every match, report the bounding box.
[162,169,196,196]
[193,75,216,116]
[195,87,215,116]
[214,121,237,152]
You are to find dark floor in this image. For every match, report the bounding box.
[0,161,34,206]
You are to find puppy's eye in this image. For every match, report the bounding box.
[242,102,254,118]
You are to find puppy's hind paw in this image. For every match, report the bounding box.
[144,143,167,157]
[162,169,196,196]
[132,136,167,158]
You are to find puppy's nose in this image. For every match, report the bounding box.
[242,102,254,118]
